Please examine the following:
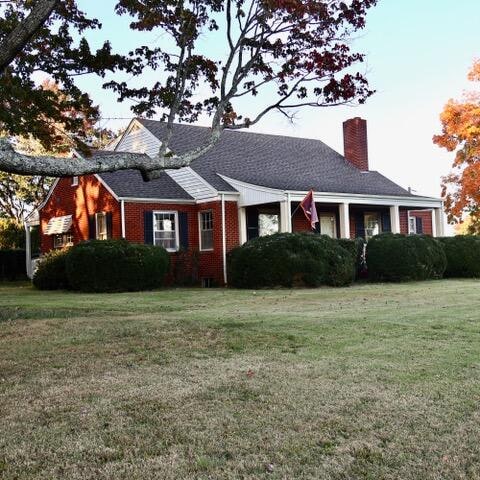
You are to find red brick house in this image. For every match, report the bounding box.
[25,117,444,284]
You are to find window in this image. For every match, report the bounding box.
[199,211,214,251]
[72,176,78,186]
[53,233,73,249]
[319,214,336,238]
[408,216,423,235]
[408,216,416,235]
[259,213,279,237]
[153,212,178,251]
[96,212,108,240]
[364,213,381,241]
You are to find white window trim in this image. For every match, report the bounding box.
[95,212,108,240]
[53,233,73,249]
[198,210,214,252]
[364,211,382,241]
[71,176,78,186]
[408,215,417,235]
[319,213,337,238]
[153,211,180,252]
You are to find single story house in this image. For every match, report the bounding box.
[25,117,444,284]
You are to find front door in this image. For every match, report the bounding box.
[320,214,336,238]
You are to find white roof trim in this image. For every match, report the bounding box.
[218,174,443,208]
[24,209,40,226]
[94,174,119,201]
[44,215,73,235]
[37,177,60,212]
[119,197,196,204]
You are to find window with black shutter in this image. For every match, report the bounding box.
[415,217,424,234]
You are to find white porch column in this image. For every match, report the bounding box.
[280,195,292,233]
[339,202,350,239]
[24,223,32,279]
[433,207,444,237]
[238,207,247,244]
[389,205,401,233]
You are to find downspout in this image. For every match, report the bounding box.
[221,193,227,285]
[120,200,126,238]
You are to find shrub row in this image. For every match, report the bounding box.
[366,233,446,282]
[0,249,26,281]
[33,239,169,292]
[228,232,480,289]
[365,234,480,281]
[228,233,356,288]
[437,235,480,278]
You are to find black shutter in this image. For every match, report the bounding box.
[246,208,259,240]
[355,213,365,239]
[106,212,113,239]
[416,217,423,234]
[144,211,153,245]
[381,211,391,233]
[178,212,189,250]
[88,214,96,240]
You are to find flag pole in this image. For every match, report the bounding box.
[290,203,301,218]
[292,188,315,218]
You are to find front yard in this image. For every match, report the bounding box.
[1,280,480,479]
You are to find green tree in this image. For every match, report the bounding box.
[0,218,25,249]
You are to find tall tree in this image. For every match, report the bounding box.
[0,79,101,221]
[433,60,480,233]
[0,0,377,180]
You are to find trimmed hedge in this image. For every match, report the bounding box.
[437,235,480,278]
[336,238,366,278]
[366,233,446,282]
[66,239,169,292]
[228,232,355,288]
[32,249,69,290]
[0,249,26,281]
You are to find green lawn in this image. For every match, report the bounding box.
[1,280,480,479]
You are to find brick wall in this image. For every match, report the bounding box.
[40,175,121,253]
[40,177,240,285]
[400,208,433,235]
[124,199,239,285]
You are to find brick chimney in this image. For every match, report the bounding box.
[343,117,369,171]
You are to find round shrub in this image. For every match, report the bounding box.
[227,233,355,289]
[66,239,169,293]
[366,233,446,282]
[437,235,480,278]
[32,249,70,290]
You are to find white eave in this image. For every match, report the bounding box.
[218,174,443,208]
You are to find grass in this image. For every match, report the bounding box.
[1,280,480,479]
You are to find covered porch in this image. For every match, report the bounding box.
[235,186,444,243]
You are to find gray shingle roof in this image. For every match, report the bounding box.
[138,118,414,197]
[93,151,193,200]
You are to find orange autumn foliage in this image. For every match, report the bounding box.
[433,60,480,233]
